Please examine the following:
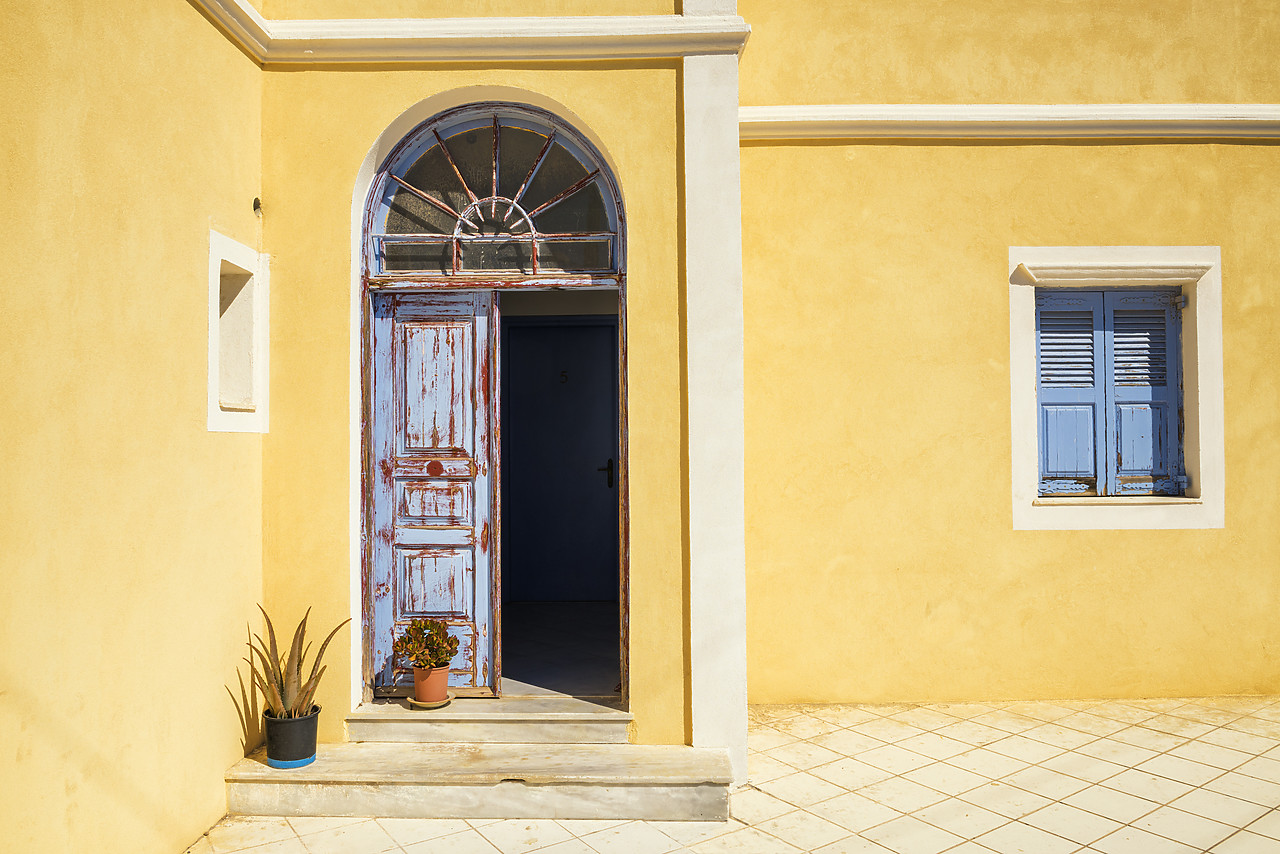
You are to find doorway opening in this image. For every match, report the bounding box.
[499,290,623,705]
[358,102,629,704]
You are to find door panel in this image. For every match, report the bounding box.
[402,321,474,454]
[398,480,473,526]
[369,291,496,695]
[398,547,474,616]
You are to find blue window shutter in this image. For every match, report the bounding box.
[1036,291,1106,496]
[1103,290,1184,495]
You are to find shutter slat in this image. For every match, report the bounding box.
[1038,310,1094,387]
[1112,309,1167,385]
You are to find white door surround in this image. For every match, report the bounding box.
[350,84,750,783]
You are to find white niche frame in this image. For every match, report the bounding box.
[208,229,270,433]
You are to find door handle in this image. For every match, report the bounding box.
[597,458,615,489]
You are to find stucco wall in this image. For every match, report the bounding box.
[740,139,1280,703]
[0,2,264,853]
[259,66,688,745]
[738,0,1280,105]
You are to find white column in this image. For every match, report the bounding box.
[682,46,748,783]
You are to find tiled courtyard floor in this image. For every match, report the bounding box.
[189,697,1280,854]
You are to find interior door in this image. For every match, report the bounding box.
[368,291,497,696]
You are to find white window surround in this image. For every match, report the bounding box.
[208,229,270,433]
[1009,246,1224,530]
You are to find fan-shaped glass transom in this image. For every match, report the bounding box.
[367,105,622,277]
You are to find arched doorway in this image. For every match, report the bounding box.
[360,103,627,701]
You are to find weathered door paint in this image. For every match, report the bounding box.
[369,291,497,696]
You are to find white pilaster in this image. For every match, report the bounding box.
[682,50,748,784]
[681,0,738,15]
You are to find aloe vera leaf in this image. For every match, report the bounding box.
[282,609,310,711]
[296,665,326,714]
[246,641,276,689]
[247,641,284,711]
[249,635,283,687]
[307,617,351,687]
[258,605,281,689]
[249,666,284,717]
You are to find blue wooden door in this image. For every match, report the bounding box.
[368,292,497,696]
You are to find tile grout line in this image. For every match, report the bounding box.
[749,698,1280,854]
[202,699,1280,854]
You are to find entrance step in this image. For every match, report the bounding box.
[347,695,633,744]
[226,741,731,820]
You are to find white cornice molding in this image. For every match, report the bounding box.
[192,0,749,63]
[194,0,272,57]
[739,104,1280,140]
[1010,261,1215,287]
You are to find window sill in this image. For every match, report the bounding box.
[1033,496,1202,507]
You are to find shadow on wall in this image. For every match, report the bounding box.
[227,627,263,755]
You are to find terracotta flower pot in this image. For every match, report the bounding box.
[412,665,450,703]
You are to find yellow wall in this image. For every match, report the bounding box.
[6,5,1279,849]
[259,65,688,745]
[740,139,1280,703]
[264,0,674,18]
[0,2,264,854]
[739,0,1280,105]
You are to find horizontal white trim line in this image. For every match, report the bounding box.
[740,104,1280,140]
[193,0,749,62]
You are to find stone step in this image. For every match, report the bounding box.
[347,695,633,744]
[226,741,731,821]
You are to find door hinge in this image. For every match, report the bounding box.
[1175,475,1190,488]
[1176,295,1189,309]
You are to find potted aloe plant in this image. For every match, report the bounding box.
[245,605,350,769]
[393,618,459,704]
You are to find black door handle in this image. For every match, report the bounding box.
[597,458,614,488]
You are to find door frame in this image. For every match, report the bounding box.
[359,284,629,704]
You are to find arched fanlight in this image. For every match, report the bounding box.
[366,104,622,278]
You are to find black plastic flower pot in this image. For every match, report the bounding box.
[263,706,319,769]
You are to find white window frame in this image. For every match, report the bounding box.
[1009,246,1224,530]
[208,229,270,433]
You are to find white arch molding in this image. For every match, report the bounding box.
[349,87,627,703]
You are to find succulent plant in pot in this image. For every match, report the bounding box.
[245,605,350,769]
[392,618,459,704]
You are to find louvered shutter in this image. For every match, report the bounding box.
[1102,290,1184,495]
[1036,292,1106,496]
